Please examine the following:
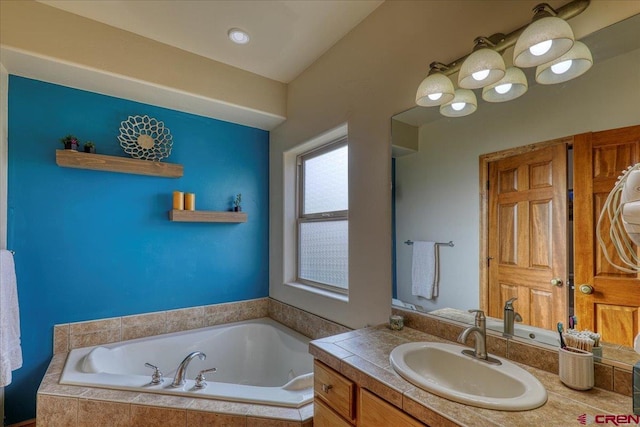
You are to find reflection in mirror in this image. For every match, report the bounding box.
[391,14,640,366]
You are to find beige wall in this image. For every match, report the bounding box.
[269,1,640,329]
[0,0,286,129]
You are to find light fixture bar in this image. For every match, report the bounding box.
[432,0,589,77]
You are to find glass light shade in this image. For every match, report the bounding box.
[535,41,592,85]
[513,16,574,67]
[440,89,477,117]
[458,48,506,89]
[482,67,528,103]
[415,73,455,106]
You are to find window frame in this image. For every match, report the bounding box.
[295,137,349,294]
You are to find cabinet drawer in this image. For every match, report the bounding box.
[314,360,355,422]
[314,397,354,427]
[359,388,426,427]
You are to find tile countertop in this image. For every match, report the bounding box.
[309,325,632,427]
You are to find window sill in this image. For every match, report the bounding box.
[285,282,349,303]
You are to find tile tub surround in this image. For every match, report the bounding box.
[40,298,343,426]
[310,326,633,427]
[393,307,634,397]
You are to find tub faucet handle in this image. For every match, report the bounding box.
[144,362,164,385]
[194,367,217,389]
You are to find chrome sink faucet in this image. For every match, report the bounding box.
[171,351,206,387]
[503,297,523,337]
[458,309,501,365]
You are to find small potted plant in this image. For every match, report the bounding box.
[60,134,80,150]
[233,193,242,212]
[83,141,96,154]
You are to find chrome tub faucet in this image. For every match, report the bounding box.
[171,351,206,387]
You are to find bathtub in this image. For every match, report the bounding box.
[59,317,314,407]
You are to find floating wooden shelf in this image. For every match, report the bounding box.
[168,210,247,223]
[56,150,183,178]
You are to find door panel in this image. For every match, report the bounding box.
[488,142,568,329]
[574,125,640,347]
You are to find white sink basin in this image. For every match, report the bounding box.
[390,342,547,411]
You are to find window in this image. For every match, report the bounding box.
[297,139,348,292]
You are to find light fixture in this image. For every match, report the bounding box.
[415,62,455,107]
[513,3,574,67]
[440,89,477,117]
[482,67,528,103]
[414,0,590,116]
[228,28,250,45]
[535,41,592,84]
[459,37,506,89]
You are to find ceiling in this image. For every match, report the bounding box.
[38,0,384,84]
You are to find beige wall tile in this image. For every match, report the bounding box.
[614,367,632,396]
[122,311,167,341]
[37,394,78,427]
[166,306,204,333]
[44,353,69,377]
[594,362,614,391]
[507,341,558,374]
[186,410,246,426]
[268,298,348,340]
[246,404,302,425]
[54,324,70,354]
[77,399,130,427]
[187,398,252,416]
[130,405,187,427]
[69,318,121,335]
[204,299,268,327]
[298,403,313,424]
[132,393,194,409]
[69,329,121,349]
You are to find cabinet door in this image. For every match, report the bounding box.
[359,388,425,427]
[314,397,353,427]
[314,360,356,423]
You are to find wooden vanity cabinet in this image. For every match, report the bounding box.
[359,388,425,427]
[314,360,356,425]
[313,360,426,427]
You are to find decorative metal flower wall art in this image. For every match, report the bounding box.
[118,115,173,161]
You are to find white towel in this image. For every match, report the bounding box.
[0,250,22,387]
[411,241,439,299]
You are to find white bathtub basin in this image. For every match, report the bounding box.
[390,342,547,411]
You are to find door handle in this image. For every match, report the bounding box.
[579,284,594,294]
[550,278,563,287]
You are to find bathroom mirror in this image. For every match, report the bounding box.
[391,14,640,366]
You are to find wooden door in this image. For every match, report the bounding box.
[487,142,568,329]
[574,125,640,347]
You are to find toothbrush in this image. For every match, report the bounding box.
[557,322,567,349]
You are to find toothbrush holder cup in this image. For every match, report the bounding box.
[559,347,594,390]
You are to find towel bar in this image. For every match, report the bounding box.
[404,240,454,247]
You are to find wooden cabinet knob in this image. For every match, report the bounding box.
[322,383,333,393]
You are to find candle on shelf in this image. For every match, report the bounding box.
[173,191,184,210]
[185,193,196,211]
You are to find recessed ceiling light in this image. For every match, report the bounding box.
[228,28,250,45]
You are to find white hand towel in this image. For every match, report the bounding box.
[0,249,22,387]
[411,241,439,299]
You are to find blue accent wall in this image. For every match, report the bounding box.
[5,76,269,423]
